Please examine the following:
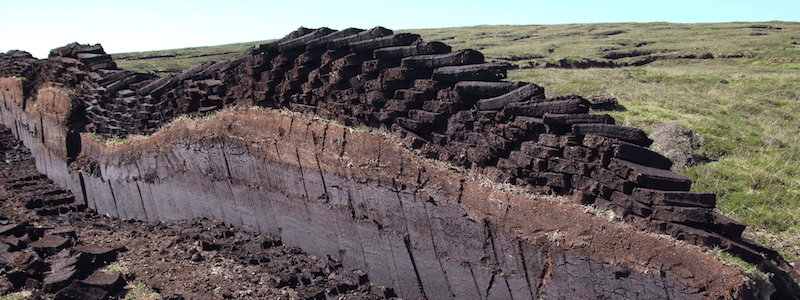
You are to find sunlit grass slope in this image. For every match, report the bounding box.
[405,22,800,66]
[113,40,272,76]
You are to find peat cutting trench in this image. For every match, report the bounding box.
[1,26,799,299]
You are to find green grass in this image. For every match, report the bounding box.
[404,22,800,67]
[106,22,800,259]
[712,247,766,280]
[112,39,274,76]
[123,282,161,300]
[0,291,33,300]
[102,261,132,275]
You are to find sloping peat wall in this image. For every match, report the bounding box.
[0,98,754,300]
[1,26,798,298]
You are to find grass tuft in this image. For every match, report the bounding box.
[123,282,161,300]
[0,291,33,300]
[711,247,765,280]
[102,261,131,275]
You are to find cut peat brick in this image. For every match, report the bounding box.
[79,270,124,294]
[422,100,461,114]
[721,238,773,266]
[454,81,525,98]
[503,98,590,117]
[651,205,713,225]
[537,172,570,188]
[548,157,588,176]
[707,212,746,239]
[408,109,447,124]
[538,133,580,148]
[520,142,562,158]
[582,133,616,151]
[374,41,452,59]
[44,252,86,293]
[572,124,653,147]
[581,133,672,169]
[609,159,692,191]
[278,28,336,51]
[0,223,24,236]
[77,244,119,266]
[432,63,508,82]
[380,67,433,81]
[563,146,597,162]
[508,151,546,170]
[589,167,633,195]
[542,113,614,125]
[654,221,724,247]
[475,83,545,110]
[612,141,673,170]
[326,26,394,49]
[29,234,72,257]
[571,175,613,199]
[348,33,420,52]
[610,191,653,217]
[400,49,484,69]
[631,188,716,208]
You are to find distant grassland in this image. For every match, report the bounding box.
[113,40,271,76]
[112,22,800,259]
[115,22,800,73]
[402,22,800,66]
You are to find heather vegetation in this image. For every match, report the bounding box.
[111,21,800,259]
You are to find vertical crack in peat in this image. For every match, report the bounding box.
[402,233,427,298]
[107,180,121,219]
[135,182,148,221]
[517,239,536,300]
[536,248,553,298]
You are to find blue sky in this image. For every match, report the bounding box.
[2,0,798,58]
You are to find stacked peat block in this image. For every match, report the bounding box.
[42,43,241,136]
[0,50,39,79]
[4,27,791,271]
[211,26,787,269]
[0,223,124,298]
[0,174,123,298]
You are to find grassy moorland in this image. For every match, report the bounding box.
[112,22,800,259]
[403,22,800,66]
[113,40,268,76]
